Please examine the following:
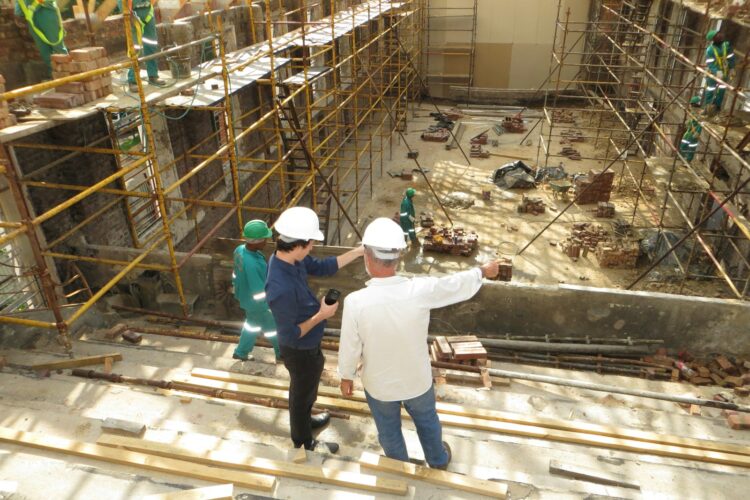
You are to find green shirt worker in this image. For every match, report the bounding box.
[14,0,68,80]
[118,0,166,92]
[399,188,418,245]
[232,220,281,361]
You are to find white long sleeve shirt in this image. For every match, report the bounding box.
[338,268,483,402]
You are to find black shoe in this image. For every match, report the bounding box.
[232,352,253,361]
[310,439,339,454]
[310,412,330,430]
[148,77,167,87]
[432,441,452,470]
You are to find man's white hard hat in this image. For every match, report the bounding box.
[363,217,407,258]
[275,206,325,241]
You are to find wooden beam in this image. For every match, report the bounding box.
[143,484,234,500]
[30,353,122,371]
[549,460,640,490]
[97,433,409,496]
[180,375,750,468]
[0,427,275,491]
[359,452,507,499]
[191,369,749,458]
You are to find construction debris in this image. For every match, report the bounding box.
[470,144,490,158]
[492,161,536,189]
[517,194,546,215]
[552,109,576,124]
[502,114,527,133]
[421,128,451,142]
[559,146,582,160]
[560,129,584,143]
[595,241,640,269]
[596,201,616,218]
[470,130,489,144]
[419,212,435,228]
[423,226,479,256]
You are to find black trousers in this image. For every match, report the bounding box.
[279,344,325,448]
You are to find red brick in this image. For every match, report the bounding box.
[83,78,103,91]
[0,74,5,84]
[51,53,72,64]
[725,376,744,387]
[727,413,750,430]
[70,47,105,61]
[57,82,85,94]
[71,60,98,73]
[34,92,83,109]
[82,90,98,102]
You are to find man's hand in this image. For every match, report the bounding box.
[480,260,500,279]
[340,379,353,397]
[318,297,339,320]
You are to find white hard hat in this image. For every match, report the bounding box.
[274,207,325,241]
[363,217,407,258]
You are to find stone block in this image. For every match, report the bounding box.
[727,413,750,430]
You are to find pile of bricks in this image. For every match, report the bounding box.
[423,226,479,257]
[430,335,488,366]
[34,47,112,110]
[0,75,17,129]
[595,241,639,268]
[470,144,490,158]
[596,201,615,218]
[574,169,615,204]
[559,146,581,160]
[517,194,546,215]
[419,211,435,228]
[560,222,610,259]
[560,129,584,143]
[496,257,513,282]
[470,131,488,145]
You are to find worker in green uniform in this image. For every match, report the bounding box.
[399,188,418,245]
[679,96,703,164]
[118,0,166,92]
[703,30,735,117]
[232,220,281,362]
[14,0,68,80]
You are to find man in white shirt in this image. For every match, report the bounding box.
[338,218,499,469]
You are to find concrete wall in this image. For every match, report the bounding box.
[426,0,591,97]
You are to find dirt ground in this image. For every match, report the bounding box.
[342,104,732,299]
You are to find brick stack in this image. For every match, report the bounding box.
[596,201,615,218]
[595,241,639,268]
[517,194,545,215]
[430,335,488,366]
[34,47,112,110]
[497,257,513,282]
[0,75,17,129]
[0,9,33,64]
[574,169,615,204]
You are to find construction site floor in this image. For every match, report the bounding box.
[1,322,750,499]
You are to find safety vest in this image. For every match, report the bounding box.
[712,43,728,74]
[131,4,155,48]
[17,0,64,47]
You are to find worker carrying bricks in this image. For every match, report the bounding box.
[678,96,703,164]
[338,217,499,470]
[14,0,68,79]
[118,0,166,92]
[399,187,419,245]
[703,29,735,118]
[265,206,364,453]
[231,220,281,362]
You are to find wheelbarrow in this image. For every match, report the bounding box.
[549,179,573,199]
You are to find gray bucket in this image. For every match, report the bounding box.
[168,56,192,80]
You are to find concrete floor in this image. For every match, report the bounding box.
[2,322,750,499]
[343,104,730,299]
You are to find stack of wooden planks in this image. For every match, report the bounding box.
[430,335,488,365]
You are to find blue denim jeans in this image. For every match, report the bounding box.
[364,385,449,468]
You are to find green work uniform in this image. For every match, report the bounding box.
[15,0,68,79]
[117,0,160,83]
[232,245,280,359]
[679,119,702,163]
[399,195,417,243]
[704,41,735,109]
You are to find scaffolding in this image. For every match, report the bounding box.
[535,0,750,299]
[0,0,425,350]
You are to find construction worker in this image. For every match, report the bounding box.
[118,0,166,92]
[679,96,703,164]
[703,30,735,117]
[14,0,68,80]
[399,188,418,245]
[232,220,281,362]
[265,206,364,453]
[338,218,499,469]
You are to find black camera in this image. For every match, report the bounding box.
[324,288,341,305]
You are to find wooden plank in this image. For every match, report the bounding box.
[190,369,750,458]
[549,460,640,489]
[436,412,750,469]
[103,356,113,374]
[0,427,275,491]
[435,337,453,360]
[291,447,307,464]
[450,341,484,350]
[452,348,487,361]
[98,433,408,495]
[445,335,478,344]
[358,452,507,499]
[30,353,123,371]
[143,484,234,500]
